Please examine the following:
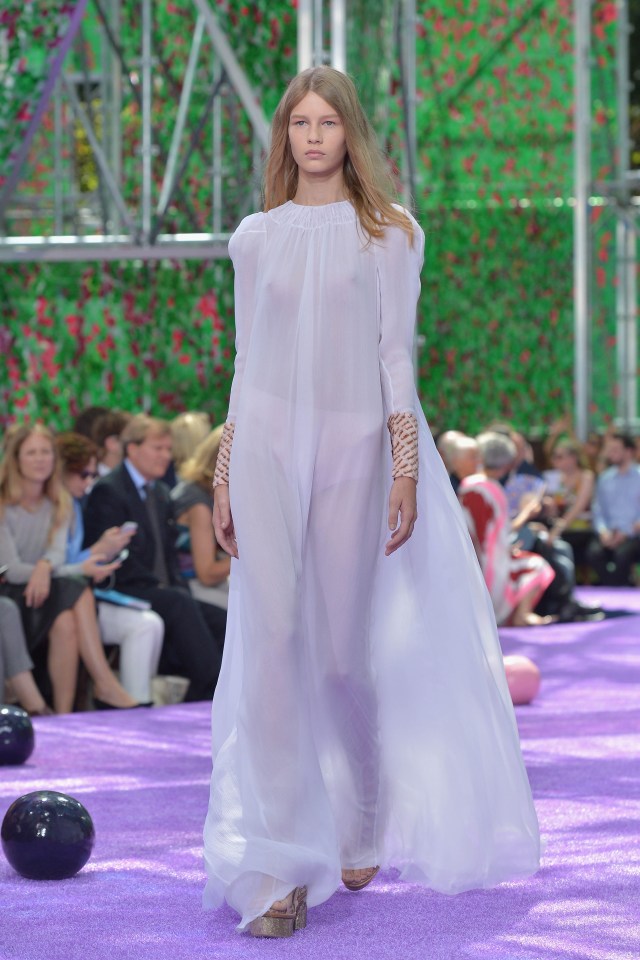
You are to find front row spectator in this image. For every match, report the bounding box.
[0,595,52,715]
[0,424,140,712]
[456,433,555,626]
[586,433,640,586]
[171,427,230,610]
[56,432,163,704]
[83,414,226,701]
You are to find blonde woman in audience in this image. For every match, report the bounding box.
[170,412,211,472]
[171,427,230,610]
[0,423,141,713]
[544,439,595,545]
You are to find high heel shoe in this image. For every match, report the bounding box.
[248,886,307,938]
[342,866,380,891]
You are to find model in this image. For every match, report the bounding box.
[203,66,540,938]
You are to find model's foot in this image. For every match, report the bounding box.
[248,886,307,938]
[341,866,380,890]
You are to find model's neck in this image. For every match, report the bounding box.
[293,170,347,206]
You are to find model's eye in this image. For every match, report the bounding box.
[292,120,306,127]
[324,120,336,127]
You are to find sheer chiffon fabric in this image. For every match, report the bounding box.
[203,201,540,930]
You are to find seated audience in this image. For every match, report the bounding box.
[171,427,230,610]
[56,432,163,704]
[0,424,140,713]
[73,405,109,440]
[83,414,225,701]
[586,432,640,586]
[543,439,595,568]
[91,410,130,478]
[435,430,465,493]
[456,433,555,626]
[163,411,211,489]
[0,594,52,715]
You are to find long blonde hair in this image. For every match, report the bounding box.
[179,425,224,492]
[264,67,414,244]
[0,423,71,534]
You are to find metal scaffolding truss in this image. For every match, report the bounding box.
[574,0,639,436]
[0,0,417,263]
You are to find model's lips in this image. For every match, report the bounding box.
[305,151,325,157]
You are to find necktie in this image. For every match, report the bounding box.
[143,483,169,587]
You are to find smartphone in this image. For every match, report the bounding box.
[121,521,138,534]
[115,548,129,563]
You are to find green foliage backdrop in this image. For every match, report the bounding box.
[0,0,621,433]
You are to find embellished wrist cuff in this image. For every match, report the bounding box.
[213,421,235,487]
[387,412,419,482]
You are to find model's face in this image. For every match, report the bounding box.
[65,456,98,499]
[18,432,55,485]
[288,92,347,180]
[126,432,173,481]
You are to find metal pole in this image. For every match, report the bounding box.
[141,0,153,242]
[330,0,346,72]
[157,15,205,217]
[53,80,64,235]
[298,0,313,72]
[400,0,417,210]
[192,0,270,149]
[615,0,636,427]
[109,0,122,234]
[573,0,591,442]
[212,64,223,234]
[313,0,324,66]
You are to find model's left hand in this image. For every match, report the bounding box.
[385,477,418,556]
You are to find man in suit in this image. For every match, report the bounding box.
[84,414,224,701]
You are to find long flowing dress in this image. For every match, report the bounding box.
[203,200,540,930]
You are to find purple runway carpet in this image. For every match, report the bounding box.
[1,587,639,960]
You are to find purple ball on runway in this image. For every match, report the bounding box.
[1,791,95,880]
[0,705,34,765]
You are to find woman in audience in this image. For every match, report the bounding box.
[543,439,595,567]
[56,432,163,703]
[171,427,230,610]
[0,423,141,713]
[0,594,53,715]
[164,411,211,489]
[457,432,555,626]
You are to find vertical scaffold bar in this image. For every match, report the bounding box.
[141,0,153,241]
[573,0,591,441]
[331,0,346,72]
[298,0,313,72]
[615,0,637,427]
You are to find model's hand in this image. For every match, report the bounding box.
[213,484,238,559]
[385,477,418,556]
[24,559,51,608]
[81,553,122,583]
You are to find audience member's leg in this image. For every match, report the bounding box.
[141,587,221,700]
[97,603,164,702]
[72,588,138,707]
[48,611,80,713]
[611,537,640,586]
[585,538,615,585]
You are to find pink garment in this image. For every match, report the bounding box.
[459,474,555,625]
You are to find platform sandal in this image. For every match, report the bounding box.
[248,885,307,938]
[341,866,380,891]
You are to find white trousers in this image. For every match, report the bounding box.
[97,602,164,702]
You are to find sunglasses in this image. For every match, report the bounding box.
[80,469,99,480]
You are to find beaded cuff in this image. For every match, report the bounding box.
[387,412,419,482]
[213,421,235,487]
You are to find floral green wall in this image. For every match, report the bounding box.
[0,0,620,434]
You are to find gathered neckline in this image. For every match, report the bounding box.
[268,199,357,228]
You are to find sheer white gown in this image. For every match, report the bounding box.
[202,200,540,930]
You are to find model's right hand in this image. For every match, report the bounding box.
[213,484,238,559]
[24,559,51,608]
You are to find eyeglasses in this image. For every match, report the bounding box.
[80,469,99,480]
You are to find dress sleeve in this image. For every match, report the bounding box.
[377,209,425,417]
[226,212,266,423]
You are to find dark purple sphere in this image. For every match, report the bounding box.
[0,705,34,765]
[1,791,95,880]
